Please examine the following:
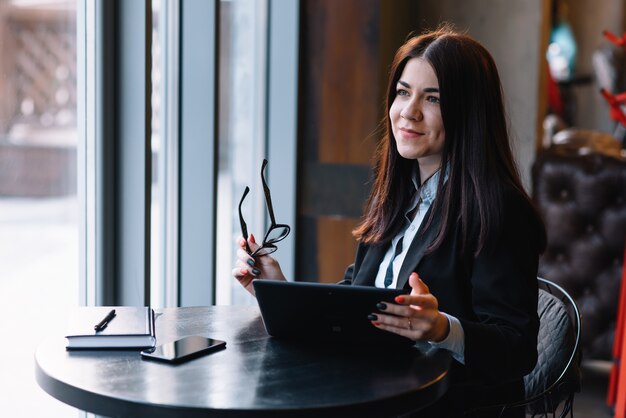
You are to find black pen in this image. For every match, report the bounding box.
[94,309,116,331]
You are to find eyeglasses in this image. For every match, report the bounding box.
[238,159,291,257]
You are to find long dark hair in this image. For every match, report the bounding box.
[353,27,546,256]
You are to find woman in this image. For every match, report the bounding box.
[233,27,546,417]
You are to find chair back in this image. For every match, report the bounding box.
[523,277,582,416]
[466,277,582,418]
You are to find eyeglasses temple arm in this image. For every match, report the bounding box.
[260,159,278,225]
[238,186,252,253]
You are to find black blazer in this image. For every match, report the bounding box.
[343,188,542,416]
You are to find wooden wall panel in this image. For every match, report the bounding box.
[297,0,420,283]
[317,217,360,284]
[304,0,379,165]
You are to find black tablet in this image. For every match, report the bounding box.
[253,280,413,346]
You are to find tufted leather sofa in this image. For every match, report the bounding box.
[532,146,626,360]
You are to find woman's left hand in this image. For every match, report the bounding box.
[371,272,450,342]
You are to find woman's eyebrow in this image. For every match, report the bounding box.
[397,80,439,93]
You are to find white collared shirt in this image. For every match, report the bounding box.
[373,167,465,363]
[374,169,440,289]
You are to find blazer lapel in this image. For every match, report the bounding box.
[352,243,387,287]
[396,206,441,289]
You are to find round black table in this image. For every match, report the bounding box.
[35,306,452,417]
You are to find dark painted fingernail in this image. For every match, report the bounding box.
[247,259,255,267]
[367,314,378,321]
[252,268,261,275]
[376,302,387,310]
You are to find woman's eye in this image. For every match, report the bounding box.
[426,95,440,104]
[396,89,409,97]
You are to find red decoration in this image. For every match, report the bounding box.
[600,31,626,129]
[600,89,626,127]
[603,30,626,47]
[609,245,626,418]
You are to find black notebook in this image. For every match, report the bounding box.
[65,306,156,349]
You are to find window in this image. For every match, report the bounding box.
[216,0,268,305]
[0,0,78,416]
[151,0,181,309]
[0,0,298,415]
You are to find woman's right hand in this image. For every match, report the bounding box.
[231,234,287,297]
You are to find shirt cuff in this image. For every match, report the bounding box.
[429,312,465,364]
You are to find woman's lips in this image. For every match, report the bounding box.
[399,128,423,138]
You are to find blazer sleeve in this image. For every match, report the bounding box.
[458,195,541,383]
[338,264,354,285]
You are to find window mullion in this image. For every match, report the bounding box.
[179,0,218,306]
[114,0,153,306]
[266,0,299,281]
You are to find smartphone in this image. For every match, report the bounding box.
[141,335,226,363]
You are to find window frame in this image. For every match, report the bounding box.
[80,0,300,309]
[79,0,152,307]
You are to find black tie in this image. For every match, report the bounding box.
[383,236,403,288]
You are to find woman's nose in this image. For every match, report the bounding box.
[400,101,423,121]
